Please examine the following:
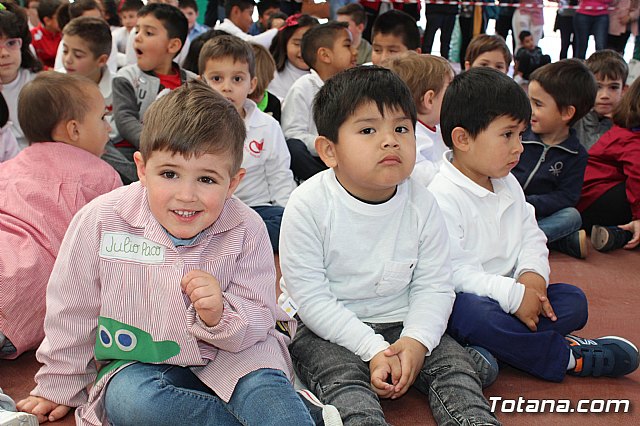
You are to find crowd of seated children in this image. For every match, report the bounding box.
[464,34,511,74]
[0,71,121,361]
[29,0,62,69]
[112,3,195,163]
[179,0,209,41]
[282,21,356,181]
[113,0,143,56]
[1,1,42,149]
[336,3,371,65]
[370,9,420,66]
[181,28,229,74]
[579,76,640,252]
[281,65,500,426]
[514,30,551,83]
[429,67,639,387]
[214,0,277,48]
[15,80,339,426]
[574,49,629,151]
[249,42,282,122]
[268,13,318,101]
[383,51,453,187]
[199,35,296,253]
[512,59,597,259]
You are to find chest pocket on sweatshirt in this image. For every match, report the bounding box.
[375,259,417,296]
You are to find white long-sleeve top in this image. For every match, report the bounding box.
[234,100,296,207]
[214,19,277,48]
[412,122,447,187]
[428,152,550,314]
[281,70,323,155]
[279,169,455,362]
[1,68,37,149]
[268,61,310,102]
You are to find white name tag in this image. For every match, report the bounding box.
[280,297,299,319]
[100,232,165,264]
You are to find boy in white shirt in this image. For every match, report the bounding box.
[428,67,639,382]
[213,0,277,48]
[200,35,296,252]
[280,66,499,425]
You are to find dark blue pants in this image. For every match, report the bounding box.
[447,283,588,382]
[252,205,284,252]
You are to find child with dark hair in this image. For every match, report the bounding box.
[336,3,371,65]
[29,0,62,68]
[464,33,512,74]
[179,0,209,41]
[249,0,279,35]
[113,0,144,55]
[513,30,551,83]
[0,1,43,149]
[0,71,121,363]
[429,67,638,385]
[574,49,629,151]
[214,0,276,47]
[370,9,420,65]
[282,21,356,181]
[512,59,597,259]
[0,93,18,162]
[181,28,228,74]
[268,13,318,101]
[578,76,640,252]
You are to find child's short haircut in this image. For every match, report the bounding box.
[336,2,367,26]
[249,43,276,98]
[17,71,96,143]
[383,51,453,112]
[371,10,420,51]
[119,0,144,13]
[586,49,629,84]
[224,0,255,18]
[178,0,198,12]
[138,3,188,49]
[68,0,102,19]
[529,59,597,126]
[300,21,348,69]
[441,67,531,148]
[613,76,640,129]
[62,16,112,58]
[465,34,512,66]
[518,30,532,43]
[313,66,416,144]
[140,79,246,173]
[198,35,255,77]
[37,0,62,21]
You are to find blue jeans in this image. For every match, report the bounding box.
[104,364,314,426]
[290,323,499,425]
[252,205,284,252]
[447,283,588,382]
[537,207,582,243]
[573,13,609,59]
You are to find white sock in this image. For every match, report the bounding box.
[567,351,576,370]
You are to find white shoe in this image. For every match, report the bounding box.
[0,411,39,426]
[297,389,343,426]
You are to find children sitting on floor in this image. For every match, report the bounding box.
[16,80,339,426]
[280,65,500,426]
[512,59,597,259]
[428,67,639,385]
[578,76,640,252]
[513,30,551,84]
[281,21,356,181]
[199,35,296,252]
[464,34,512,74]
[0,71,121,361]
[370,9,421,65]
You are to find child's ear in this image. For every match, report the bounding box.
[464,60,471,70]
[356,22,365,33]
[133,151,148,186]
[414,47,422,54]
[317,47,331,65]
[560,105,576,124]
[622,83,629,94]
[315,136,337,168]
[249,76,258,94]
[65,119,80,142]
[167,38,182,56]
[421,89,436,114]
[226,168,246,199]
[96,53,109,68]
[451,127,471,152]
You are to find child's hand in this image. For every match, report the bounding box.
[181,270,224,327]
[514,286,542,331]
[620,220,640,249]
[518,272,557,321]
[16,396,71,423]
[369,349,401,399]
[383,337,427,398]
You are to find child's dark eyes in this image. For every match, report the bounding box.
[395,126,409,134]
[233,76,243,82]
[198,176,216,184]
[360,127,375,135]
[161,171,177,179]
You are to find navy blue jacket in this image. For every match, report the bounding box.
[512,127,588,218]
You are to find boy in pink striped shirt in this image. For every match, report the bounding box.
[18,80,340,426]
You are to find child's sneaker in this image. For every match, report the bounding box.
[0,388,38,426]
[465,345,499,388]
[566,335,639,377]
[297,389,343,426]
[591,225,633,252]
[550,229,588,259]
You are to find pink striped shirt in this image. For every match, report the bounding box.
[31,182,296,426]
[0,142,122,358]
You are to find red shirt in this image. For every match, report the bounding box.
[158,68,181,90]
[30,24,61,69]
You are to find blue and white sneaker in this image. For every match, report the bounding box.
[0,388,38,426]
[465,345,499,388]
[566,335,639,377]
[297,389,343,426]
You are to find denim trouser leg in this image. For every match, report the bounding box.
[592,14,609,51]
[447,283,589,382]
[104,364,314,426]
[537,207,582,243]
[573,13,591,59]
[252,205,284,252]
[290,323,498,426]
